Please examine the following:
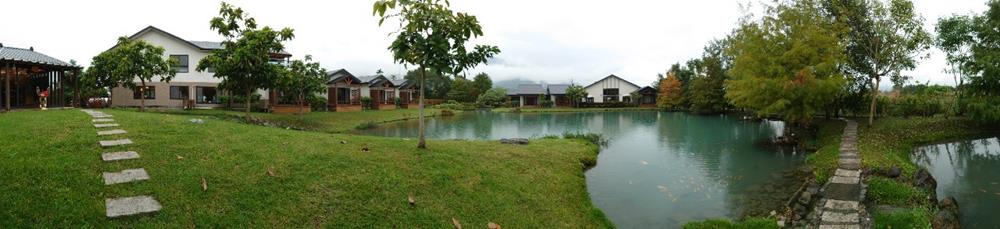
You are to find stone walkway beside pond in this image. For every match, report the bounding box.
[82,109,162,218]
[814,120,869,229]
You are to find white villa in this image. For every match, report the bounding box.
[109,26,291,109]
[583,74,641,103]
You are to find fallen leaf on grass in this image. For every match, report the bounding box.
[451,218,462,229]
[488,222,501,229]
[408,195,415,205]
[176,155,184,160]
[340,140,347,144]
[267,167,276,177]
[201,177,208,191]
[980,189,988,193]
[361,145,370,152]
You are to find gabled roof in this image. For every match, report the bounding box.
[0,46,79,69]
[358,75,396,87]
[515,84,545,95]
[637,86,657,94]
[584,74,641,89]
[547,84,571,95]
[125,26,291,57]
[326,69,362,84]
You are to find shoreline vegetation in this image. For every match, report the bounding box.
[0,109,612,227]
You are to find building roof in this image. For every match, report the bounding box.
[547,84,571,95]
[584,74,641,89]
[0,46,79,69]
[515,84,545,95]
[126,26,291,57]
[390,79,409,87]
[326,69,361,84]
[637,86,657,94]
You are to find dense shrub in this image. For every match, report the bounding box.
[308,94,327,111]
[434,100,475,110]
[360,97,373,110]
[966,97,1000,124]
[476,88,508,108]
[394,97,403,108]
[540,99,554,108]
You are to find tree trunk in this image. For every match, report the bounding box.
[245,89,253,121]
[298,94,304,116]
[139,81,146,112]
[417,67,427,149]
[868,76,880,126]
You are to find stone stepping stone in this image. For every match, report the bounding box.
[819,224,860,229]
[821,211,859,223]
[825,183,861,201]
[105,196,161,218]
[834,169,860,178]
[824,199,860,211]
[102,151,140,162]
[93,118,115,123]
[94,123,119,128]
[97,129,127,136]
[103,168,149,185]
[100,139,133,148]
[830,176,860,185]
[92,115,113,118]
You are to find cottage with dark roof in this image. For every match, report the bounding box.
[1,44,82,111]
[109,26,292,109]
[509,84,545,107]
[546,84,572,107]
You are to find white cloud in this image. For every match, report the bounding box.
[0,0,988,87]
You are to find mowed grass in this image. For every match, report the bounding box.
[151,108,442,133]
[856,117,1000,177]
[0,109,611,227]
[804,119,847,184]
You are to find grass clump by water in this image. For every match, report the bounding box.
[0,109,611,227]
[804,119,847,184]
[867,177,928,206]
[872,206,932,229]
[682,217,779,229]
[355,121,377,130]
[562,132,609,146]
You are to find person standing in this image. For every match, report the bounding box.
[39,88,49,110]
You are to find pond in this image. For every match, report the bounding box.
[912,137,1000,229]
[358,111,807,228]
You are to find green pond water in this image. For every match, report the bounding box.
[912,137,1000,229]
[358,111,807,228]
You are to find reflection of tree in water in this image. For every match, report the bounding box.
[913,137,1000,229]
[653,113,800,218]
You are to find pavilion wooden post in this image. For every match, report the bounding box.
[74,70,80,108]
[5,63,12,112]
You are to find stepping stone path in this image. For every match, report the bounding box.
[105,196,162,218]
[94,123,120,128]
[102,151,140,162]
[99,139,133,148]
[81,110,163,218]
[103,168,150,185]
[97,129,127,136]
[814,120,868,229]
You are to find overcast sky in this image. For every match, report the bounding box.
[0,0,990,88]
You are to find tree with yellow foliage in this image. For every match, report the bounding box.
[657,71,684,109]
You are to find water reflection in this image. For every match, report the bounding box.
[358,111,804,228]
[913,137,1000,229]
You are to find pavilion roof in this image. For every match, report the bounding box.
[0,46,79,69]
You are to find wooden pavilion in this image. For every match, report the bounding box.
[1,44,81,112]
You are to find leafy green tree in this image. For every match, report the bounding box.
[472,72,492,98]
[826,0,933,125]
[374,0,501,149]
[86,37,177,111]
[935,1,1000,124]
[565,85,587,108]
[657,71,684,109]
[446,76,475,103]
[687,41,730,113]
[276,55,326,114]
[197,2,295,120]
[725,0,847,125]
[476,87,507,107]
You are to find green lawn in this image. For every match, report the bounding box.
[149,108,443,133]
[0,109,611,227]
[493,107,660,113]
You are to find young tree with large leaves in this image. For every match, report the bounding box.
[197,2,294,120]
[276,55,326,114]
[374,0,501,149]
[726,0,847,126]
[826,0,932,125]
[86,37,176,111]
[565,85,587,108]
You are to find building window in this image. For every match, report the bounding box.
[133,86,155,100]
[196,86,219,104]
[603,88,619,95]
[604,96,619,102]
[337,88,351,104]
[170,55,189,73]
[170,86,189,100]
[586,97,594,103]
